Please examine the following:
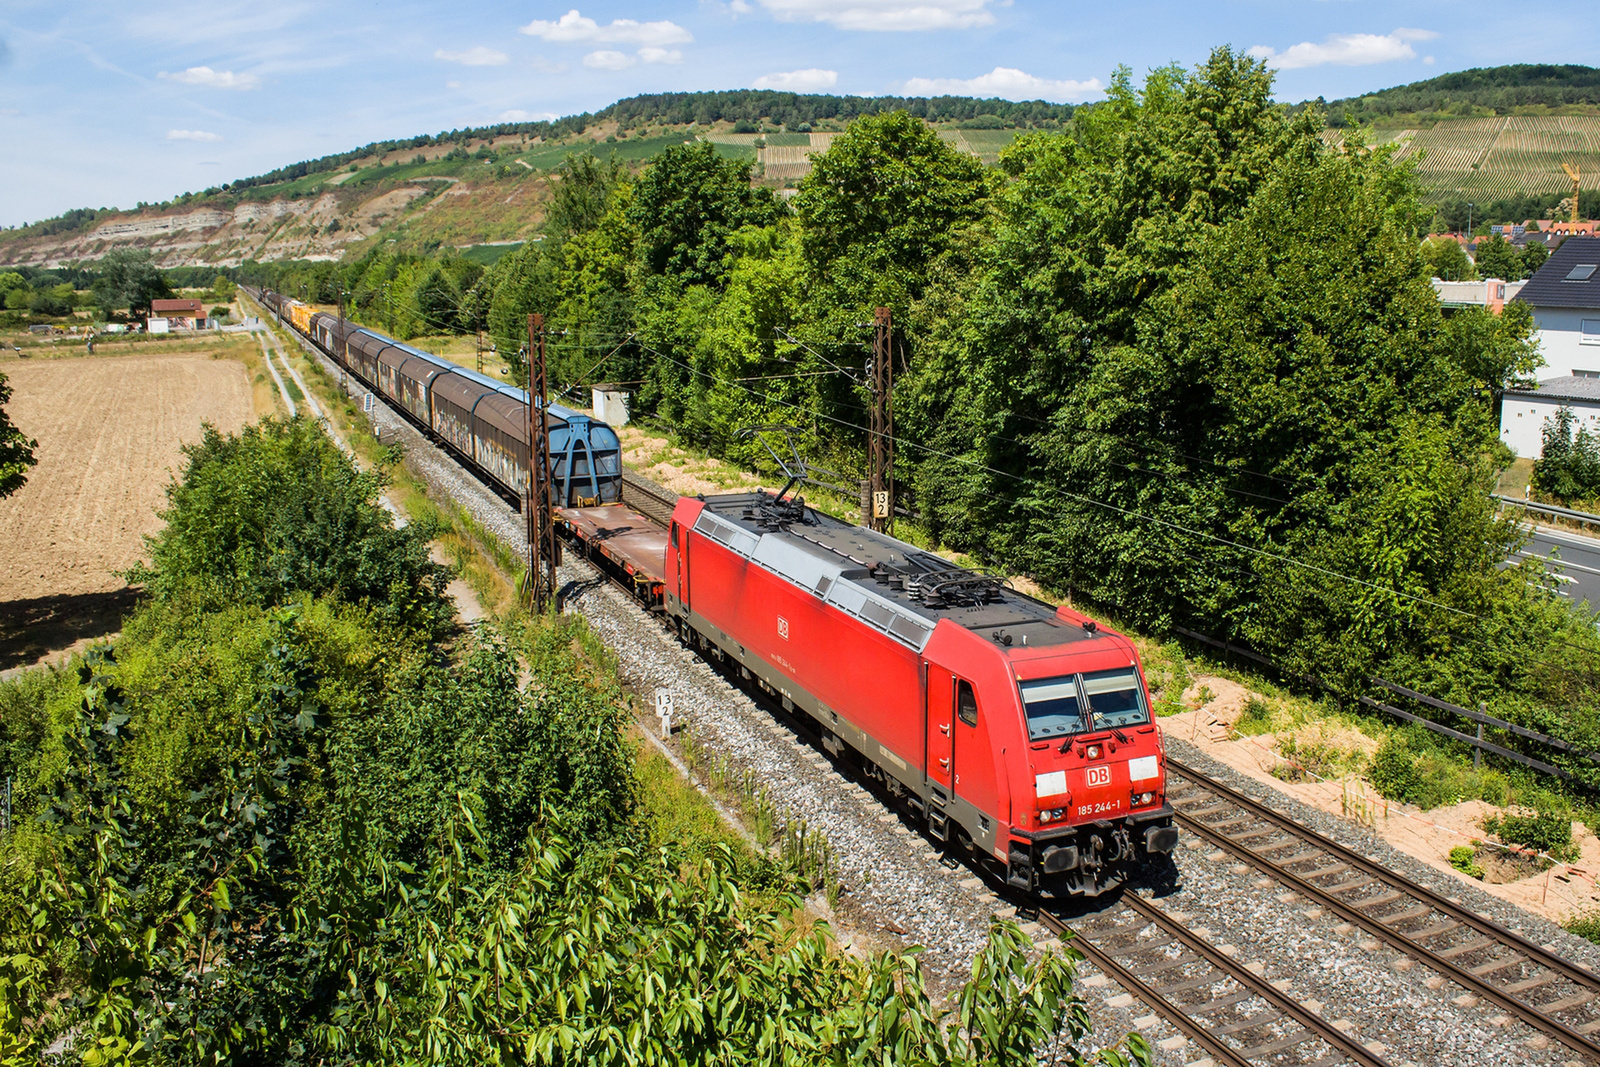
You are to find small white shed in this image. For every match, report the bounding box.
[591,384,630,427]
[1500,376,1600,458]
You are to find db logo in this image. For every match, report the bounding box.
[777,616,789,640]
[1085,765,1112,788]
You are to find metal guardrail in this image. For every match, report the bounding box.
[1493,493,1600,529]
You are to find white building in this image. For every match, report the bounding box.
[1500,376,1600,458]
[1513,236,1600,377]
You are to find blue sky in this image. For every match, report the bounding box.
[1,0,1594,229]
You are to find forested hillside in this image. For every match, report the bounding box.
[1322,63,1600,125]
[245,47,1600,782]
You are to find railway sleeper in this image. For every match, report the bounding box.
[1179,989,1258,1015]
[1239,1028,1318,1058]
[1436,935,1497,959]
[1535,990,1596,1014]
[1376,904,1434,926]
[1211,1010,1281,1037]
[1501,971,1558,992]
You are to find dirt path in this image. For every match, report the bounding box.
[0,352,254,669]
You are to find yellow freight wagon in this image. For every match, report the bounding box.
[289,302,313,333]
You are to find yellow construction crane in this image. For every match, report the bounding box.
[1563,162,1581,224]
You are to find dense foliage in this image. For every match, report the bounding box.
[0,415,1144,1065]
[0,369,37,499]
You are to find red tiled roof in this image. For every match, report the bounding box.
[151,298,204,314]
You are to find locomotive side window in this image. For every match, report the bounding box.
[956,680,978,727]
[1083,668,1150,729]
[670,523,680,548]
[1019,676,1084,740]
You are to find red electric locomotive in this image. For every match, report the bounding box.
[666,489,1177,896]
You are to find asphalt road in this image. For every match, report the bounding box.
[1515,525,1600,609]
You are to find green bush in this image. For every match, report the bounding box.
[1448,844,1485,879]
[128,416,452,636]
[1368,735,1426,804]
[1234,696,1274,735]
[1485,794,1577,860]
[1567,907,1600,945]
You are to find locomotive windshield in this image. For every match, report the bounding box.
[1020,677,1085,740]
[1020,668,1150,739]
[1083,668,1150,729]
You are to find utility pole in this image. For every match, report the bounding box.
[476,329,485,374]
[867,306,894,535]
[526,313,560,612]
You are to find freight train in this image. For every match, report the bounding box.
[252,288,1176,895]
[252,288,624,509]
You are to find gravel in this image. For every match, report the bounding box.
[285,325,1598,1064]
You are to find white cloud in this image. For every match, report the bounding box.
[435,46,509,66]
[446,80,462,89]
[521,9,692,46]
[903,67,1103,103]
[1247,28,1438,70]
[753,68,839,91]
[638,47,683,64]
[500,109,559,121]
[167,129,222,141]
[158,65,259,89]
[755,0,995,31]
[583,49,634,70]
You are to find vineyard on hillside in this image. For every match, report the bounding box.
[1385,115,1600,205]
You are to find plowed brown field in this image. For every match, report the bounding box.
[0,352,254,668]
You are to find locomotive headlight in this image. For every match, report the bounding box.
[1085,744,1102,760]
[1133,791,1155,807]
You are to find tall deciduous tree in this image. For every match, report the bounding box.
[0,370,37,499]
[1422,235,1474,280]
[629,140,779,288]
[1473,233,1524,279]
[91,248,172,318]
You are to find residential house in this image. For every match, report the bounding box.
[1512,236,1600,376]
[148,297,205,330]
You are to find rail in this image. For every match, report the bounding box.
[1041,895,1391,1066]
[1167,757,1600,1061]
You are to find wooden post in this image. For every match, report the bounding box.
[526,314,560,612]
[868,306,893,534]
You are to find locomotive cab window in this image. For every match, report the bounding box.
[956,680,978,727]
[1019,676,1085,741]
[1083,668,1149,729]
[670,523,680,548]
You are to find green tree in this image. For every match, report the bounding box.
[91,248,172,318]
[1522,239,1550,276]
[0,370,38,498]
[1534,407,1600,502]
[129,416,451,633]
[629,141,780,288]
[794,109,986,306]
[1422,235,1474,280]
[1473,233,1523,279]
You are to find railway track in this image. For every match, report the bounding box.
[1167,757,1600,1063]
[1042,895,1392,1067]
[620,470,678,526]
